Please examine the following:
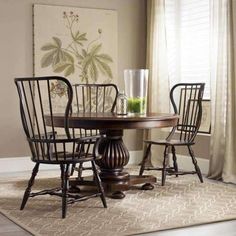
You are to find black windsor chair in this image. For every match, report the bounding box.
[139,83,205,186]
[14,76,107,218]
[71,83,118,178]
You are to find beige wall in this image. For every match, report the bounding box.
[177,134,210,159]
[0,0,146,157]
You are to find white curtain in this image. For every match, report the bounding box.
[146,0,170,114]
[144,0,170,164]
[208,0,236,184]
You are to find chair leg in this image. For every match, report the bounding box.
[162,146,168,186]
[172,146,178,177]
[60,164,69,219]
[77,163,84,180]
[91,160,107,208]
[71,144,84,178]
[70,163,76,176]
[139,144,152,176]
[20,163,40,210]
[188,146,203,183]
[72,144,86,179]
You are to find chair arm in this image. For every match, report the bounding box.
[75,134,105,160]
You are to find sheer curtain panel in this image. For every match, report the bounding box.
[144,0,170,163]
[208,0,236,184]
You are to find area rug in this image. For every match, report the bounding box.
[0,167,236,236]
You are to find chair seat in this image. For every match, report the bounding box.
[144,139,195,146]
[33,152,96,164]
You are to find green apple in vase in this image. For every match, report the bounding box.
[127,97,146,114]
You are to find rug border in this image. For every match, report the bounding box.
[1,206,236,236]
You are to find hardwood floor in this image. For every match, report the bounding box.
[0,213,31,236]
[139,220,236,236]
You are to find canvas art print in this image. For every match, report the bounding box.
[33,4,117,112]
[198,99,211,134]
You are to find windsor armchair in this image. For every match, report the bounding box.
[14,76,107,218]
[139,83,205,186]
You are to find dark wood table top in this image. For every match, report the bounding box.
[47,112,179,130]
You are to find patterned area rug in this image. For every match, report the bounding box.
[0,167,236,236]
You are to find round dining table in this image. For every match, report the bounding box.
[47,112,179,198]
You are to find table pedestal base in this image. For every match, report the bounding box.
[69,174,156,199]
[70,129,157,198]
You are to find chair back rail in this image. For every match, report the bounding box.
[168,83,205,143]
[73,83,118,136]
[15,76,92,163]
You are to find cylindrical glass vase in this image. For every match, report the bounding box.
[124,69,149,114]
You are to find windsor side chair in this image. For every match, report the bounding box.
[71,83,118,178]
[139,83,205,186]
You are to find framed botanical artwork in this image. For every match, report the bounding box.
[33,4,118,113]
[198,99,211,134]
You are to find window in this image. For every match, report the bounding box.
[165,0,210,98]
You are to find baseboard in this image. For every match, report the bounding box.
[129,152,209,175]
[0,151,143,174]
[174,154,209,175]
[128,150,143,165]
[0,152,209,174]
[0,157,57,173]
